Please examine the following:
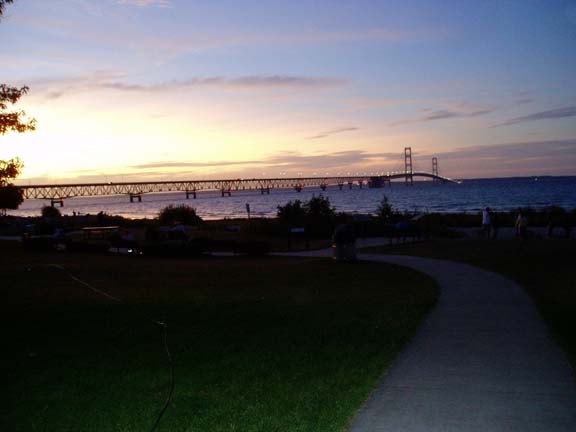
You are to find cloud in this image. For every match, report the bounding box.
[12,12,431,61]
[427,139,576,178]
[390,104,494,126]
[129,150,399,173]
[493,106,576,127]
[263,150,393,170]
[306,127,359,140]
[116,0,171,7]
[125,28,422,59]
[18,141,576,184]
[435,139,576,160]
[102,76,348,92]
[132,160,262,170]
[30,73,348,100]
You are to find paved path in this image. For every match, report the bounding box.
[280,249,576,431]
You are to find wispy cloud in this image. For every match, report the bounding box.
[29,73,348,100]
[390,103,494,126]
[493,106,576,127]
[263,150,395,170]
[428,139,576,178]
[132,160,262,170]
[306,127,359,140]
[12,12,432,60]
[127,28,422,58]
[435,139,576,160]
[103,76,348,92]
[116,0,172,7]
[130,150,399,173]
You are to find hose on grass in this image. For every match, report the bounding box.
[149,320,175,432]
[27,264,175,432]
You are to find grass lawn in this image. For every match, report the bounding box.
[1,243,437,432]
[362,238,576,371]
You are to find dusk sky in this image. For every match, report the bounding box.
[2,0,576,183]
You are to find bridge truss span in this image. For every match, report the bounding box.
[19,172,458,200]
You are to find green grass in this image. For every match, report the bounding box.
[1,244,437,432]
[362,238,576,370]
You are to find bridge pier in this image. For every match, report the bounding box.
[348,182,353,190]
[338,183,343,190]
[186,190,197,199]
[295,185,303,192]
[260,187,270,195]
[50,198,64,207]
[320,183,327,191]
[221,189,231,197]
[129,193,142,203]
[358,181,363,189]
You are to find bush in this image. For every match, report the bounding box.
[0,184,24,212]
[376,194,394,220]
[277,196,335,236]
[158,205,203,226]
[304,196,335,221]
[41,205,61,218]
[277,200,306,226]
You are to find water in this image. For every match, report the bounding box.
[8,176,576,220]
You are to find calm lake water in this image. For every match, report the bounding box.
[9,176,576,220]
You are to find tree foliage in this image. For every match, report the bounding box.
[158,204,203,226]
[277,196,335,225]
[0,158,23,212]
[41,205,62,218]
[0,0,14,19]
[0,84,36,135]
[303,196,335,221]
[0,0,29,213]
[277,196,335,235]
[376,194,395,220]
[0,183,22,212]
[276,199,305,225]
[0,157,22,185]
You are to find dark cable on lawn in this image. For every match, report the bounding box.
[149,320,175,432]
[28,264,175,432]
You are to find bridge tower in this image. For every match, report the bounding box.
[432,157,439,183]
[404,147,414,186]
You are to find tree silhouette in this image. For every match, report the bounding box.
[1,0,36,213]
[0,85,36,134]
[0,156,25,214]
[0,1,14,19]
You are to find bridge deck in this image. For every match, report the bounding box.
[19,173,457,199]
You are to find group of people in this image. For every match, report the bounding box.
[481,207,528,238]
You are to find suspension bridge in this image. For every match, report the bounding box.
[20,147,458,205]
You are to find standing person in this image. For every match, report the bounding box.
[481,207,491,238]
[546,212,554,239]
[515,212,528,238]
[490,209,499,239]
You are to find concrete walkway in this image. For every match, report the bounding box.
[281,249,576,431]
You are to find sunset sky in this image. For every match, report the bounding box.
[2,0,576,183]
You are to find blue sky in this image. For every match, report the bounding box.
[2,0,576,182]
